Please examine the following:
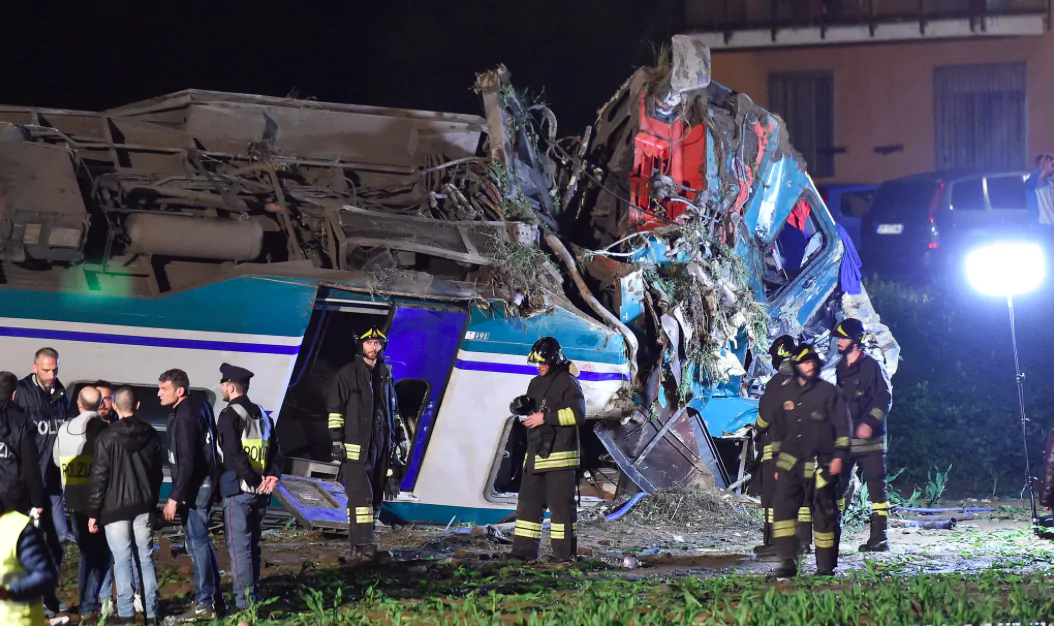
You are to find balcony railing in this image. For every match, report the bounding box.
[686,0,1049,47]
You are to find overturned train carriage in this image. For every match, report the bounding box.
[0,36,897,528]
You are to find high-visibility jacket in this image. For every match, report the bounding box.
[0,511,46,625]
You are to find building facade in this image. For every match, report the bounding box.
[686,0,1051,185]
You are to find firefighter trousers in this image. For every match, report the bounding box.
[511,468,577,561]
[773,464,839,572]
[759,458,777,544]
[344,458,386,548]
[843,451,889,539]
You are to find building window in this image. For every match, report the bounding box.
[768,71,836,178]
[934,63,1026,171]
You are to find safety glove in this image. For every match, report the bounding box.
[331,441,347,463]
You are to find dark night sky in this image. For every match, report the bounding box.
[1,1,681,131]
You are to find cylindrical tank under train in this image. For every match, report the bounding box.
[125,213,265,261]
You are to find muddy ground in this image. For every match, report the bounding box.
[53,495,1054,622]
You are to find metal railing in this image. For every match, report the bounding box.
[686,0,1049,34]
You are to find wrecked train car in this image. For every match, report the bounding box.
[0,35,897,527]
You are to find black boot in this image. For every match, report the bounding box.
[774,559,797,578]
[753,521,777,557]
[796,517,813,555]
[858,514,890,552]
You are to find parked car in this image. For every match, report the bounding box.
[861,171,1032,278]
[817,183,878,253]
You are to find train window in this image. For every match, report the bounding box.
[762,196,827,299]
[66,382,215,459]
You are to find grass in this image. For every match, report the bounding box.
[199,564,1054,625]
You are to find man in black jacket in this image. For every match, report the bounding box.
[752,336,797,557]
[834,317,894,552]
[510,337,586,564]
[87,386,163,625]
[14,347,68,617]
[0,372,46,518]
[158,369,222,622]
[328,328,399,562]
[216,364,283,611]
[771,346,851,578]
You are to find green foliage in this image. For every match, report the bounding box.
[924,464,953,506]
[865,277,1054,495]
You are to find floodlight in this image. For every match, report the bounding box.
[965,240,1047,533]
[965,241,1045,297]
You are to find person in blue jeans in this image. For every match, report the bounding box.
[215,364,283,611]
[87,386,164,625]
[158,370,224,623]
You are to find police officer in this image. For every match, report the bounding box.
[216,364,283,612]
[753,336,797,557]
[509,337,586,564]
[834,317,893,552]
[14,347,68,618]
[328,327,399,562]
[0,372,46,518]
[771,346,851,577]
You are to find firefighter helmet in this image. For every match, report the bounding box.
[833,318,866,343]
[793,345,823,366]
[767,335,797,368]
[527,337,565,365]
[358,327,388,352]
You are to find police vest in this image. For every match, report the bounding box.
[219,403,271,494]
[0,511,46,625]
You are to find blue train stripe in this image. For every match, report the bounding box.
[453,359,628,382]
[0,325,300,355]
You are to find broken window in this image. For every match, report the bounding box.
[762,196,827,299]
[768,71,835,178]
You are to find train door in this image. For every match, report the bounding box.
[382,305,468,492]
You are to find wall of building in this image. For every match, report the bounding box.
[709,30,1054,184]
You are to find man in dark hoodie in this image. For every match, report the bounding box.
[510,337,586,564]
[14,347,68,617]
[158,369,223,623]
[88,386,163,625]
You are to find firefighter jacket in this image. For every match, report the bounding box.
[523,362,586,473]
[771,378,852,475]
[328,357,398,466]
[217,395,284,496]
[755,360,796,464]
[15,375,67,495]
[836,352,892,455]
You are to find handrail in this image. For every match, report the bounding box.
[693,0,1048,33]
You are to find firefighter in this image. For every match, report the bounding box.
[770,346,851,578]
[834,317,893,552]
[752,335,797,557]
[509,337,586,564]
[328,327,398,563]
